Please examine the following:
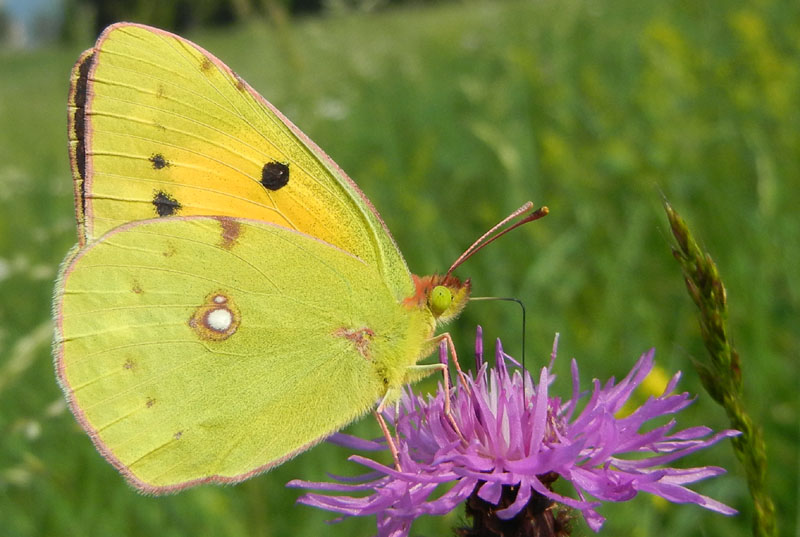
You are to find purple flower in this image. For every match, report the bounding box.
[288,329,739,536]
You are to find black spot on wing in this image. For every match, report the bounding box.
[149,153,170,169]
[261,161,290,191]
[152,191,181,217]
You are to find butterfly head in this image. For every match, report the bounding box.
[405,274,471,325]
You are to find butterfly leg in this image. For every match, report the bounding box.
[402,352,466,442]
[430,332,472,396]
[372,409,402,471]
[374,354,467,469]
[375,385,413,471]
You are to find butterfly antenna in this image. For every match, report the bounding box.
[446,202,549,277]
[470,296,528,395]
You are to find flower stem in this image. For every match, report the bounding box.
[664,200,776,537]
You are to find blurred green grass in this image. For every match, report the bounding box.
[1,0,797,535]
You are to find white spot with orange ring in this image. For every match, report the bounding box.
[189,290,240,341]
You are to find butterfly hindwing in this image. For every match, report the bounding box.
[54,216,430,492]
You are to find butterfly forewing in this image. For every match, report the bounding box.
[71,23,412,299]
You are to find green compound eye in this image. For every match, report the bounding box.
[428,285,453,317]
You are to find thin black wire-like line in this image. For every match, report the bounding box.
[468,296,527,395]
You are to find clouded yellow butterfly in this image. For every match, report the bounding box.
[53,23,545,494]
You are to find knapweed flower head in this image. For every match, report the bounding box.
[289,329,739,536]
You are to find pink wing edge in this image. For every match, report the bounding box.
[52,215,369,495]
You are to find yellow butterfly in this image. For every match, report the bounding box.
[54,23,546,494]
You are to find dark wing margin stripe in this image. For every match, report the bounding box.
[68,49,97,244]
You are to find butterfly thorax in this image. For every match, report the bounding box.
[403,274,471,327]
